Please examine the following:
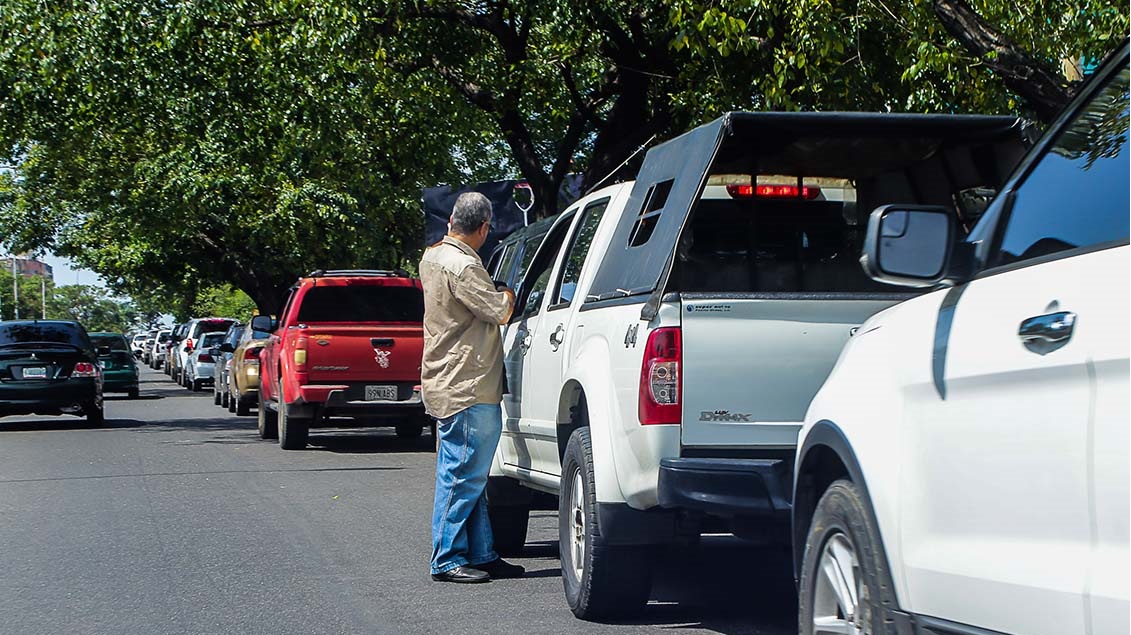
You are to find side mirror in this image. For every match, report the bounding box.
[861,205,955,288]
[97,346,111,356]
[250,315,275,333]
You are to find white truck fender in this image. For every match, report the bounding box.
[560,336,628,505]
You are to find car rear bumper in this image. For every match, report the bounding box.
[0,379,98,416]
[657,457,792,519]
[288,383,426,418]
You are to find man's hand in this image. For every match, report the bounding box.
[499,287,516,324]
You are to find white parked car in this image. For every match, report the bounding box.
[173,317,237,386]
[184,331,226,392]
[792,44,1129,635]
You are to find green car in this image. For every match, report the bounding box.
[89,332,140,399]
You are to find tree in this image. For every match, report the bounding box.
[46,285,140,333]
[191,284,258,321]
[0,0,507,314]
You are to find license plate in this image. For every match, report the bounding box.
[364,385,397,401]
[22,366,47,379]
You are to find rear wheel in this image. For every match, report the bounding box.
[128,388,140,400]
[85,401,104,427]
[277,385,309,450]
[191,378,202,392]
[798,480,899,635]
[213,386,222,405]
[559,427,653,620]
[257,389,278,439]
[235,390,251,416]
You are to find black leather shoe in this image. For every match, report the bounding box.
[477,558,525,579]
[431,566,490,583]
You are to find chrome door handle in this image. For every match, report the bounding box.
[548,324,565,351]
[1019,311,1076,343]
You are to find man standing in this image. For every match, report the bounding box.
[420,191,525,583]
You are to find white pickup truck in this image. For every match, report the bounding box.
[486,111,1029,619]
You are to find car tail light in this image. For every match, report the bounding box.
[638,327,681,425]
[726,184,820,200]
[198,353,214,363]
[294,337,308,369]
[73,362,98,377]
[243,348,260,364]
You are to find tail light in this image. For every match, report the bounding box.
[726,183,820,200]
[243,348,260,364]
[638,327,681,425]
[294,337,308,369]
[73,362,98,378]
[198,353,214,363]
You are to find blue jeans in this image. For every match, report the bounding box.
[430,403,502,575]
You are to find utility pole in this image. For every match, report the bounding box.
[11,257,17,320]
[41,273,46,319]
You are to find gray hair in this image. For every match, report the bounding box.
[450,191,492,235]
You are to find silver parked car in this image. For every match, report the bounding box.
[184,332,226,392]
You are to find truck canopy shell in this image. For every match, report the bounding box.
[584,111,1028,319]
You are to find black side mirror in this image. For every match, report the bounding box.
[861,205,955,288]
[250,315,275,333]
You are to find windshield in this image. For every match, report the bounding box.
[296,285,424,323]
[90,334,130,350]
[0,322,89,348]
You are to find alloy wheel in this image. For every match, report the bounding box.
[812,532,863,635]
[568,468,586,581]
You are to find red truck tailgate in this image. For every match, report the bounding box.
[303,324,423,384]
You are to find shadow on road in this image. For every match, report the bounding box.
[309,428,437,455]
[519,514,797,635]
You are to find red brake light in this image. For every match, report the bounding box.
[198,353,214,363]
[638,327,681,425]
[726,184,820,200]
[73,362,98,377]
[243,348,260,362]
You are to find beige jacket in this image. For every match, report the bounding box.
[418,236,512,419]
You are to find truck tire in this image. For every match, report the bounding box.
[257,389,278,440]
[559,427,654,620]
[798,480,899,635]
[277,388,309,450]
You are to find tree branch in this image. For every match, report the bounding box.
[932,0,1074,122]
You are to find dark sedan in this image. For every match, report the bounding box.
[0,320,105,425]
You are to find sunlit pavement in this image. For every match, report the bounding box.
[0,367,795,635]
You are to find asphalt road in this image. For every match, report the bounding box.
[0,367,796,635]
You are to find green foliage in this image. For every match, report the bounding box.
[0,266,139,332]
[0,0,1124,315]
[191,284,258,321]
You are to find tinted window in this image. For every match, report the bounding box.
[995,66,1130,267]
[296,285,424,322]
[518,216,575,317]
[192,319,237,337]
[90,334,129,350]
[497,243,520,288]
[0,322,88,348]
[200,332,226,347]
[554,200,609,305]
[515,235,544,287]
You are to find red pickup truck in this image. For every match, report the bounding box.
[251,270,429,450]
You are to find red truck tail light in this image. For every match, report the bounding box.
[726,183,820,200]
[638,327,681,425]
[243,348,260,364]
[294,337,308,369]
[72,362,98,377]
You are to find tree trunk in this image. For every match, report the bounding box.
[932,0,1075,123]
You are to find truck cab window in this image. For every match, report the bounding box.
[553,200,609,308]
[515,213,575,318]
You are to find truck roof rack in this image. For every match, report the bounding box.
[307,269,410,278]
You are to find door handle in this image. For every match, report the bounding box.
[548,324,565,351]
[1019,311,1076,344]
[518,329,532,352]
